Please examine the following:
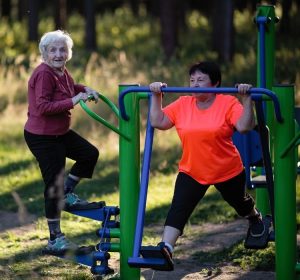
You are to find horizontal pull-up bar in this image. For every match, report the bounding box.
[118,86,283,123]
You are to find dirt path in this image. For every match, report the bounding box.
[0,211,276,279]
[141,220,275,280]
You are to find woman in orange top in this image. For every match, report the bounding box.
[149,61,264,266]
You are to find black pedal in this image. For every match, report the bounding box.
[75,245,95,255]
[140,244,174,271]
[244,215,272,249]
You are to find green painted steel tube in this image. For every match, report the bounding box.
[119,84,140,280]
[255,5,277,215]
[273,85,296,280]
[108,228,120,238]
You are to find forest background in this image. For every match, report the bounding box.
[0,0,299,279]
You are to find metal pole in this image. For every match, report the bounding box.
[119,84,140,280]
[273,85,296,280]
[255,4,277,215]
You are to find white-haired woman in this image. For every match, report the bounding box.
[24,30,102,255]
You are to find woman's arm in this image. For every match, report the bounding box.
[235,83,256,133]
[149,82,173,130]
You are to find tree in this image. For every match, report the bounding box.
[54,0,67,30]
[17,0,27,21]
[280,0,292,34]
[28,0,39,41]
[127,0,139,16]
[159,0,180,60]
[211,0,234,62]
[84,0,96,50]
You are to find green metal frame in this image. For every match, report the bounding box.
[79,5,298,280]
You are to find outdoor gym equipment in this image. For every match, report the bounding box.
[119,86,282,269]
[43,5,298,280]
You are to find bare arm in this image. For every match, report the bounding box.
[149,82,173,130]
[235,83,256,133]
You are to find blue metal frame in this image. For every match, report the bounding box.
[118,87,283,123]
[128,95,155,266]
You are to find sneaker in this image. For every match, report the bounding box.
[64,192,89,210]
[158,242,173,258]
[44,234,78,256]
[247,212,265,238]
[64,193,106,211]
[157,242,174,271]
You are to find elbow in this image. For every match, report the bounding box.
[150,119,161,129]
[237,127,251,134]
[236,123,255,134]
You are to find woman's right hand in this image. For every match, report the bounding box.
[72,92,90,105]
[149,82,167,95]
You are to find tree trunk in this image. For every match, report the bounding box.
[85,0,96,50]
[128,0,139,16]
[280,0,292,34]
[1,0,11,18]
[211,0,234,63]
[18,0,27,21]
[159,0,179,60]
[54,0,67,30]
[28,0,39,41]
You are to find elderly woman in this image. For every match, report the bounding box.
[24,30,102,255]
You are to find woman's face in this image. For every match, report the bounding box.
[45,41,68,71]
[190,70,214,100]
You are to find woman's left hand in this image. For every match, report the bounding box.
[84,87,99,103]
[236,83,252,103]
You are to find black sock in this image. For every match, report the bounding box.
[64,176,80,194]
[48,219,62,241]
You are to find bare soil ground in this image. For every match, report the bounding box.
[0,211,276,280]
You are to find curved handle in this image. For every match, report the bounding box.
[80,93,130,140]
[118,86,283,123]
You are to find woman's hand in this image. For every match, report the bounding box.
[72,92,90,105]
[235,83,255,133]
[236,83,252,104]
[84,87,99,103]
[149,82,167,95]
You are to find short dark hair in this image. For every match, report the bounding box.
[188,61,221,87]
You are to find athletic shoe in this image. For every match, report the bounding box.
[247,212,265,237]
[44,234,78,256]
[64,192,106,211]
[64,192,89,210]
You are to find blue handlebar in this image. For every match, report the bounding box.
[118,86,283,122]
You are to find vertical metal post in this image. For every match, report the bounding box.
[255,5,277,214]
[273,85,296,280]
[119,84,140,280]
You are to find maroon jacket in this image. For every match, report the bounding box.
[24,63,85,135]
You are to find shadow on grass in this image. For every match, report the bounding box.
[0,155,121,219]
[0,159,33,176]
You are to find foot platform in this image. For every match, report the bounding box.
[244,215,272,249]
[65,201,106,211]
[128,243,174,271]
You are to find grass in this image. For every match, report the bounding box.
[0,5,299,280]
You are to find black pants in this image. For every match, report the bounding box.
[165,171,255,234]
[24,129,99,219]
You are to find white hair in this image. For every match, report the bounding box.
[39,30,73,61]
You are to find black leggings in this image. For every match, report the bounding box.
[165,171,255,234]
[24,129,99,219]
